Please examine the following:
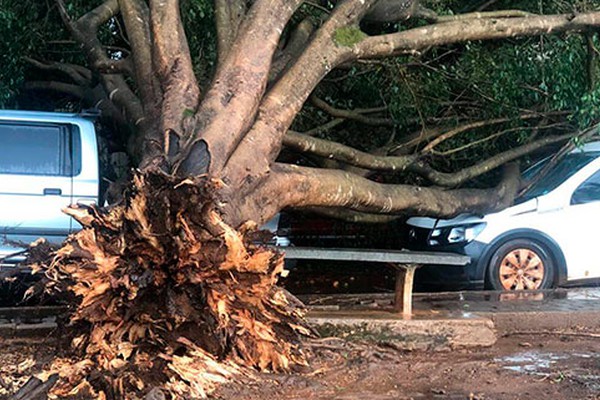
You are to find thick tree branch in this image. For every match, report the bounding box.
[149,0,200,134]
[56,0,120,64]
[77,0,119,29]
[283,131,417,171]
[23,58,91,86]
[435,10,535,23]
[102,75,145,125]
[175,0,304,176]
[354,13,600,59]
[57,0,167,167]
[270,18,316,82]
[259,0,377,129]
[228,9,600,190]
[118,0,161,111]
[55,0,144,128]
[215,0,248,65]
[94,58,134,75]
[256,162,521,220]
[110,0,165,169]
[223,0,378,185]
[24,81,86,99]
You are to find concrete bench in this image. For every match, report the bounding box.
[280,247,470,316]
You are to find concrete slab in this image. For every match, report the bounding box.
[308,310,496,351]
[305,288,600,348]
[486,310,600,334]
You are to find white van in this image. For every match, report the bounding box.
[407,141,600,291]
[0,110,100,264]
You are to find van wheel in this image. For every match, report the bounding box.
[487,239,555,291]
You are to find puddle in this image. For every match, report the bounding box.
[496,351,567,374]
[566,288,600,300]
[496,351,600,376]
[417,287,600,305]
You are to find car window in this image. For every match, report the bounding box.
[571,169,600,205]
[517,152,600,203]
[0,123,71,176]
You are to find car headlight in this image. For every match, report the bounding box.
[428,223,486,246]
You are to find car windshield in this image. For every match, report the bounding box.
[517,151,600,203]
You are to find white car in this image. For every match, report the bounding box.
[406,140,600,291]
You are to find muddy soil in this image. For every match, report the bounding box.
[2,333,600,399]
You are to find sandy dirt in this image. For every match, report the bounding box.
[2,333,600,399]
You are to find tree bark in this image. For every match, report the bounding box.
[215,0,248,65]
[149,0,200,136]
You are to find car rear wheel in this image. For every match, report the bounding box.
[487,239,555,291]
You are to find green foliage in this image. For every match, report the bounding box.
[181,0,218,86]
[0,0,98,108]
[0,3,48,107]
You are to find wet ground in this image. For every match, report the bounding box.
[225,288,600,399]
[215,334,600,400]
[3,288,600,399]
[2,333,600,399]
[301,287,600,316]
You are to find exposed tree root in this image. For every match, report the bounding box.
[20,171,311,399]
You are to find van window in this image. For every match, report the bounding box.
[0,123,72,176]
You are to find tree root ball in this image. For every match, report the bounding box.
[21,171,312,399]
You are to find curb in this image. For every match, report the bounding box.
[308,308,600,350]
[483,310,600,334]
[308,311,496,351]
[0,318,57,338]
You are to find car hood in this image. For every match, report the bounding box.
[407,198,538,229]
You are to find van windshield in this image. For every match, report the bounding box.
[517,152,600,203]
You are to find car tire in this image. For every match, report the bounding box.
[487,239,555,291]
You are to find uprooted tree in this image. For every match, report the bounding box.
[7,0,600,398]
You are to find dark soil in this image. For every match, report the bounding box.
[2,333,600,399]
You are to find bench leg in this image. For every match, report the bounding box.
[394,264,418,315]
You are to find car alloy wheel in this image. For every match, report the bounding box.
[487,238,555,291]
[498,248,545,290]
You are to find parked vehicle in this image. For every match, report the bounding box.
[0,110,293,267]
[260,213,292,247]
[0,110,100,265]
[406,140,600,291]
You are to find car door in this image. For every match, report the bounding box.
[0,121,74,246]
[548,168,600,280]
